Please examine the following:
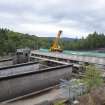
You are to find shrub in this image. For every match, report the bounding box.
[83,65,103,91]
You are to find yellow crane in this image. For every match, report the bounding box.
[49,30,63,52]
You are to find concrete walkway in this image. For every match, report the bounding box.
[2,88,63,105]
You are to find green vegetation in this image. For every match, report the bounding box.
[0,28,38,55]
[0,28,105,55]
[63,32,105,50]
[54,100,65,105]
[83,65,103,91]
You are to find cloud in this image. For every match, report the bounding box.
[0,0,105,38]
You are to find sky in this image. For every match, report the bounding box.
[0,0,105,38]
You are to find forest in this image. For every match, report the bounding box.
[0,28,105,55]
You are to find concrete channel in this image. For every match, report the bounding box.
[0,61,72,102]
[0,62,40,78]
[0,58,13,68]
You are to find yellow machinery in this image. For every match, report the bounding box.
[49,30,63,52]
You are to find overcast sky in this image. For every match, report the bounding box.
[0,0,105,38]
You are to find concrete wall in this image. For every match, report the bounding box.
[0,66,72,102]
[0,60,13,68]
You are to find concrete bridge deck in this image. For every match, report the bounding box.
[30,50,105,65]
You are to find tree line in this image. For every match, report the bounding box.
[63,32,105,50]
[0,28,38,55]
[0,28,105,55]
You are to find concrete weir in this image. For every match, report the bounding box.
[0,62,72,102]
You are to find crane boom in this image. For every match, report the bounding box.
[49,30,63,52]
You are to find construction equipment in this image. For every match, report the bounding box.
[49,30,63,52]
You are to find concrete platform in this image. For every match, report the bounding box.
[30,50,105,65]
